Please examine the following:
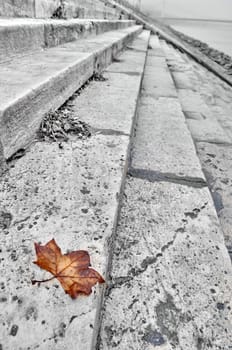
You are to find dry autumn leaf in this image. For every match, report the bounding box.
[32,238,104,299]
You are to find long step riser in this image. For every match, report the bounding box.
[0,26,142,160]
[0,0,124,19]
[0,20,135,63]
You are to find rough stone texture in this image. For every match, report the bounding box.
[0,0,35,17]
[65,32,150,136]
[130,41,205,181]
[177,89,212,119]
[0,18,45,62]
[162,42,232,144]
[142,55,177,99]
[186,118,231,144]
[100,177,232,350]
[0,0,123,19]
[131,96,205,181]
[148,35,165,57]
[0,135,127,350]
[171,71,194,90]
[0,30,149,350]
[161,39,232,261]
[0,139,6,175]
[0,25,142,159]
[0,18,134,62]
[197,142,232,257]
[35,0,59,18]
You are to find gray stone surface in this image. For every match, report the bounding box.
[148,35,165,57]
[0,18,134,62]
[131,96,205,181]
[142,54,177,99]
[0,0,35,17]
[0,135,127,350]
[0,30,149,350]
[186,118,231,144]
[161,46,232,145]
[0,0,122,19]
[0,25,142,159]
[99,177,232,350]
[161,37,232,260]
[0,139,5,175]
[171,71,193,90]
[177,89,212,118]
[197,142,232,256]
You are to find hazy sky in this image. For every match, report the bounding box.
[141,0,232,20]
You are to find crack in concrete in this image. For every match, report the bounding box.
[126,47,147,53]
[108,231,179,292]
[90,127,129,137]
[128,167,207,188]
[196,140,232,147]
[107,70,141,76]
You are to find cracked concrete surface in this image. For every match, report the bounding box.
[99,177,232,350]
[99,36,232,350]
[128,167,207,188]
[0,31,150,350]
[161,41,232,262]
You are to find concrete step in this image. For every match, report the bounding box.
[160,40,232,261]
[0,0,125,20]
[99,35,232,349]
[0,29,150,350]
[0,18,135,62]
[0,24,142,162]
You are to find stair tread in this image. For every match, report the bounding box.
[0,25,140,105]
[0,17,135,62]
[0,25,142,158]
[0,30,150,350]
[99,33,232,350]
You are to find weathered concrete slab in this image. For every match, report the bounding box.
[0,30,149,350]
[163,36,232,260]
[0,0,35,17]
[72,73,142,134]
[0,25,142,159]
[99,177,232,350]
[131,96,205,181]
[176,89,231,143]
[61,32,150,137]
[197,142,232,257]
[0,140,5,175]
[0,0,122,19]
[0,135,128,350]
[147,35,165,57]
[0,18,135,62]
[141,53,177,98]
[187,118,231,144]
[177,89,212,118]
[142,70,177,98]
[171,71,194,90]
[0,18,45,62]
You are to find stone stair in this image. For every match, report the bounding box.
[160,40,232,262]
[0,27,150,350]
[0,0,126,20]
[0,18,141,161]
[0,3,232,350]
[99,34,232,350]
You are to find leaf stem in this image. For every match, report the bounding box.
[31,276,56,285]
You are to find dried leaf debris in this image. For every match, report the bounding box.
[38,107,91,144]
[32,239,105,299]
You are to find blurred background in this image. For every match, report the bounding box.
[141,0,232,20]
[139,0,232,56]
